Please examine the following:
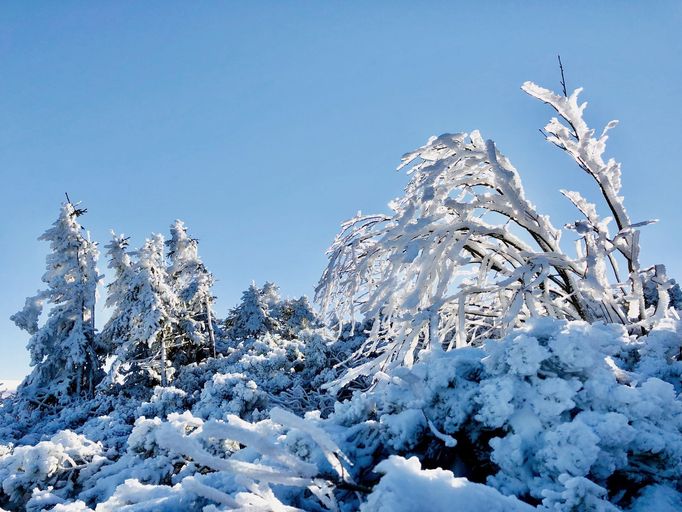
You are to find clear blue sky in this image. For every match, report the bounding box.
[1,2,680,380]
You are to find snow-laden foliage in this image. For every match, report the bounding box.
[10,203,103,410]
[316,81,677,386]
[225,282,317,342]
[2,78,681,511]
[167,220,219,362]
[0,320,361,510]
[225,283,275,341]
[177,326,360,419]
[325,319,682,510]
[102,222,220,390]
[3,318,679,511]
[0,430,105,511]
[101,234,179,388]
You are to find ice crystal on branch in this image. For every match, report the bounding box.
[317,82,675,388]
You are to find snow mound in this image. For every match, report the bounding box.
[362,456,534,512]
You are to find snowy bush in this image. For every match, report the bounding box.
[0,431,105,510]
[136,386,190,419]
[478,320,682,503]
[193,372,268,422]
[323,318,682,510]
[316,80,677,388]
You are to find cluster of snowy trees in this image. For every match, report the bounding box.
[1,78,681,511]
[7,210,322,418]
[10,215,216,404]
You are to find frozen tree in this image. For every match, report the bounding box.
[166,220,217,360]
[98,232,137,386]
[316,80,675,388]
[224,282,316,341]
[10,201,103,407]
[278,296,318,339]
[101,234,179,388]
[260,281,282,313]
[224,283,276,340]
[102,232,134,313]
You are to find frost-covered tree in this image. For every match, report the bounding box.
[260,281,281,310]
[278,296,318,339]
[224,282,317,341]
[98,232,137,386]
[224,283,276,340]
[101,234,179,388]
[10,202,102,408]
[166,220,217,361]
[316,80,676,387]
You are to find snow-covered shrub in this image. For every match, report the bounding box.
[321,318,682,510]
[324,347,486,492]
[477,319,682,504]
[0,431,105,510]
[634,319,682,391]
[1,320,680,511]
[193,372,268,422]
[76,412,211,506]
[136,386,189,419]
[316,80,677,388]
[173,326,358,418]
[78,408,351,511]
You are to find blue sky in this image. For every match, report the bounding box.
[1,2,681,379]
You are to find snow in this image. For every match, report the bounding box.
[361,456,534,512]
[1,78,681,512]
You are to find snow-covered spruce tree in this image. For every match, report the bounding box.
[224,282,278,341]
[100,234,179,388]
[166,220,218,362]
[258,282,320,339]
[316,81,676,388]
[279,295,318,339]
[224,281,318,342]
[98,232,137,388]
[10,201,103,409]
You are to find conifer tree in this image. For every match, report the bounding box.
[101,234,178,387]
[11,201,102,408]
[279,296,317,338]
[166,220,217,360]
[260,281,282,314]
[98,232,136,386]
[225,283,276,340]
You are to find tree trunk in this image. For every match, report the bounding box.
[206,298,217,358]
[160,333,167,387]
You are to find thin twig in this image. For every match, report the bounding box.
[558,54,567,97]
